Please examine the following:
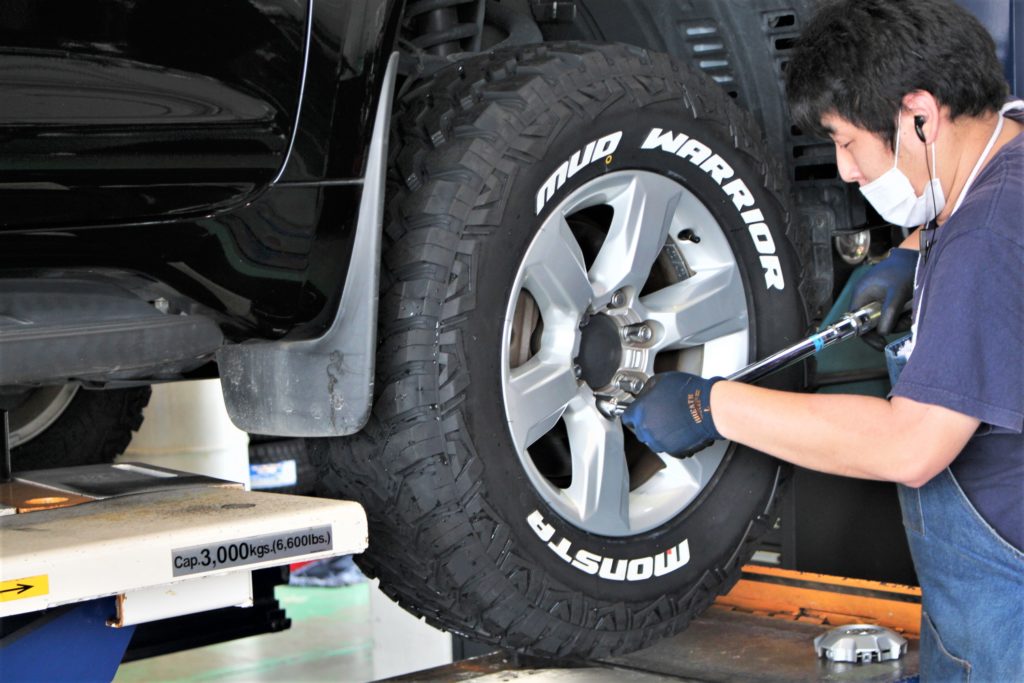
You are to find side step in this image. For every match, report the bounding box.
[0,463,367,626]
[0,278,222,385]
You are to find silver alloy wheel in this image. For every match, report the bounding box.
[502,171,751,537]
[8,384,80,449]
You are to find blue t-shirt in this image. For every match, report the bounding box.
[893,110,1024,552]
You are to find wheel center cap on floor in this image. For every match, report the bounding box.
[576,314,621,389]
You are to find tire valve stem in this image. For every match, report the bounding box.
[677,229,701,243]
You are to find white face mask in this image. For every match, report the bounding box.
[859,117,945,227]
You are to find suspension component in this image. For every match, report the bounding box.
[403,0,485,57]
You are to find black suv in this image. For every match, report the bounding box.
[2,0,1016,658]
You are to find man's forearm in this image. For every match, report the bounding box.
[710,380,977,486]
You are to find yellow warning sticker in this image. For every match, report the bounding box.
[0,575,49,602]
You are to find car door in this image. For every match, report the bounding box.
[0,0,307,230]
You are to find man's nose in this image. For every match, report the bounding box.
[834,147,861,184]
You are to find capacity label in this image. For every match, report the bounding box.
[172,526,333,577]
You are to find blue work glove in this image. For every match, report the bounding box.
[621,372,723,458]
[850,247,918,335]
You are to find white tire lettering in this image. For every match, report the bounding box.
[568,141,596,177]
[536,161,569,215]
[699,154,734,185]
[535,132,623,215]
[528,511,691,581]
[592,131,622,159]
[740,208,764,224]
[528,509,556,542]
[639,128,786,290]
[747,223,776,255]
[641,127,689,154]
[654,540,690,577]
[760,255,785,290]
[678,138,712,166]
[598,557,628,581]
[571,549,601,575]
[626,557,654,581]
[548,537,574,562]
[722,178,755,212]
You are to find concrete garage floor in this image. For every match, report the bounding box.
[395,608,919,683]
[114,581,452,682]
[114,590,919,683]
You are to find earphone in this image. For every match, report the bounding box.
[915,112,938,261]
[914,115,926,142]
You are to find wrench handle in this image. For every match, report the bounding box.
[727,301,881,383]
[597,302,882,418]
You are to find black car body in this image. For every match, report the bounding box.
[2,0,401,434]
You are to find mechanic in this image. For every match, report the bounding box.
[622,0,1023,679]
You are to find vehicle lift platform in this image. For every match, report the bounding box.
[1,463,922,682]
[0,464,922,682]
[0,462,367,681]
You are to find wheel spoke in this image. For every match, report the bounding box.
[643,263,747,350]
[507,355,579,452]
[588,175,681,303]
[652,451,705,488]
[523,215,593,322]
[562,392,631,534]
[505,171,745,536]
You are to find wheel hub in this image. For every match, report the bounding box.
[575,314,620,389]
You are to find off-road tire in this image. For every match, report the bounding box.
[311,43,806,657]
[11,387,151,472]
[248,437,315,495]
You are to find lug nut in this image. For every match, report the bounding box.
[573,364,583,379]
[610,290,628,308]
[617,375,645,394]
[622,323,653,343]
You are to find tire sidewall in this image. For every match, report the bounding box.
[452,95,803,600]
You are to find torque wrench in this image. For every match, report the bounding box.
[596,301,882,418]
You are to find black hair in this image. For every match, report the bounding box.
[786,0,1008,148]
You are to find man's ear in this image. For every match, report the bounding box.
[901,91,941,144]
